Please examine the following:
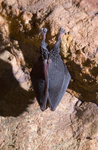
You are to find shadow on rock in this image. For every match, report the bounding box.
[8,12,41,65]
[0,59,35,117]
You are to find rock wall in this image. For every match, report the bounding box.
[0,0,98,149]
[0,0,98,103]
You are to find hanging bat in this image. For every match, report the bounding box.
[30,27,71,111]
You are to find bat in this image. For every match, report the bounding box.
[30,27,71,111]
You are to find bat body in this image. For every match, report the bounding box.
[30,28,71,111]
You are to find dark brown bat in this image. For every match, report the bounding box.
[30,27,71,111]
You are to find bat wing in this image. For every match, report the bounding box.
[30,60,46,109]
[30,58,50,111]
[48,59,71,110]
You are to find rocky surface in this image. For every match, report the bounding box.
[0,93,98,150]
[0,0,98,103]
[0,0,98,149]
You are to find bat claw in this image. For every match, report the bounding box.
[41,28,48,40]
[60,27,67,34]
[41,28,48,34]
[58,27,67,39]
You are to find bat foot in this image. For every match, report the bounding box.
[60,27,67,33]
[41,28,48,40]
[58,27,67,39]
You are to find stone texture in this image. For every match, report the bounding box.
[0,92,98,150]
[0,0,97,103]
[0,0,98,149]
